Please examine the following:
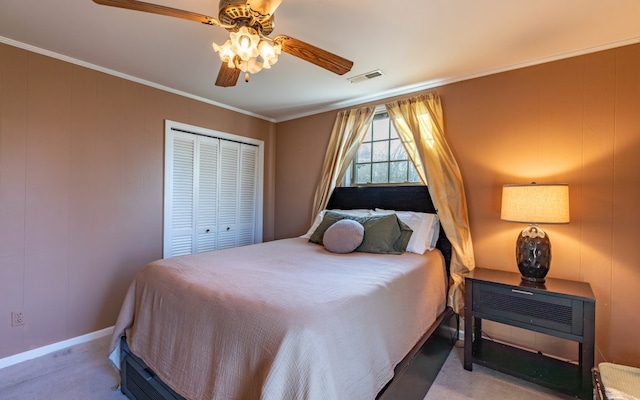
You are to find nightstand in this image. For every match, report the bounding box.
[463,268,595,400]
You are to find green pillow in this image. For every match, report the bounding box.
[309,211,412,254]
[392,219,413,253]
[309,211,351,244]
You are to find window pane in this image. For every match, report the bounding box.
[390,123,399,139]
[408,162,420,182]
[356,142,371,163]
[372,163,388,183]
[389,161,408,183]
[372,118,389,141]
[363,125,372,142]
[372,141,389,162]
[389,139,407,161]
[355,163,371,184]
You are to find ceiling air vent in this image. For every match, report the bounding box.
[347,69,384,84]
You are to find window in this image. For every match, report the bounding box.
[350,112,421,185]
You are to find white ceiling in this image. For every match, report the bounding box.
[1,0,639,122]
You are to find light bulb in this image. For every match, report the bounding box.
[239,36,250,50]
[230,26,260,61]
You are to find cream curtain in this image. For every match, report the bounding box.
[385,93,475,313]
[311,106,376,220]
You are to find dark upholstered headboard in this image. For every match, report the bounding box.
[326,186,452,276]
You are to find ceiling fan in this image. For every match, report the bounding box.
[92,0,354,87]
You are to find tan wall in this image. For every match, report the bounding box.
[0,43,276,358]
[274,43,640,366]
[274,112,335,239]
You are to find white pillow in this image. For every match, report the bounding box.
[323,219,365,253]
[373,209,440,254]
[300,209,373,239]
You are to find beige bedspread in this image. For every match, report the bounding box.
[109,237,446,400]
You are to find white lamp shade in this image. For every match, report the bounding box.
[501,183,570,224]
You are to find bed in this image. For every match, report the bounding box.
[109,185,453,400]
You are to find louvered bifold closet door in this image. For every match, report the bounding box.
[217,140,240,250]
[195,136,219,253]
[166,132,196,257]
[164,124,262,258]
[238,144,258,246]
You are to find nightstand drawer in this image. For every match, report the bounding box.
[472,282,584,337]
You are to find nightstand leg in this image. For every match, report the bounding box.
[464,280,473,371]
[474,317,482,346]
[581,302,596,399]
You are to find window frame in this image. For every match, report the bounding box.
[345,109,421,187]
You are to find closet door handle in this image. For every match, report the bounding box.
[205,229,210,233]
[226,227,230,231]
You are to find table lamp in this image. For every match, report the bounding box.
[500,183,570,283]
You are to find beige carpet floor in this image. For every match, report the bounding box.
[424,344,575,400]
[0,336,576,400]
[0,335,126,400]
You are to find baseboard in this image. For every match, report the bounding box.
[0,326,114,370]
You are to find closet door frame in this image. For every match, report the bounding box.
[163,120,264,258]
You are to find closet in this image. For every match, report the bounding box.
[163,121,263,258]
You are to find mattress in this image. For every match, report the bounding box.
[109,237,447,400]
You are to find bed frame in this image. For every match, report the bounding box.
[120,185,454,400]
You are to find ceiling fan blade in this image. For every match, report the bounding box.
[215,63,241,87]
[276,36,353,76]
[92,0,216,25]
[247,0,283,16]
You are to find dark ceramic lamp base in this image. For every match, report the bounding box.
[516,225,551,283]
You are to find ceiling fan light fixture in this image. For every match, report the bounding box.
[212,26,283,80]
[212,40,236,68]
[258,40,281,69]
